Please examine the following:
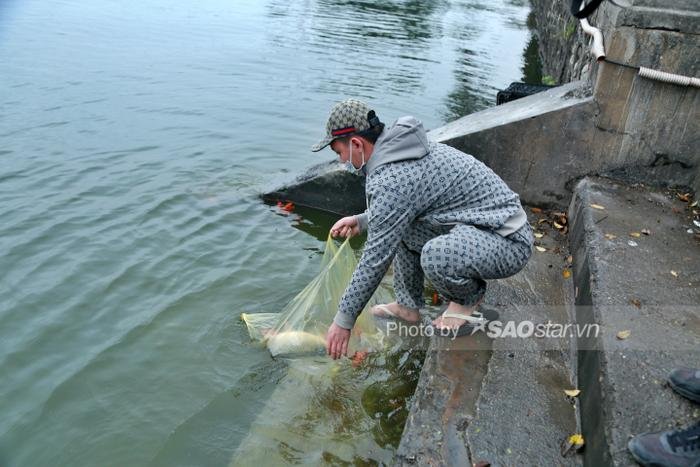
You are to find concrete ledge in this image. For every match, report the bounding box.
[569,177,700,466]
[428,81,600,208]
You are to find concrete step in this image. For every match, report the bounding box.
[568,177,700,466]
[397,209,582,466]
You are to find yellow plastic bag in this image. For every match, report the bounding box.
[241,235,384,357]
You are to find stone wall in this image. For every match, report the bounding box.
[529,0,594,84]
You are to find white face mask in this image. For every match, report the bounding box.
[345,139,366,175]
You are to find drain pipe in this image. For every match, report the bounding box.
[576,12,700,88]
[579,17,605,61]
[637,67,700,88]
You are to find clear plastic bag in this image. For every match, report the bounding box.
[241,235,385,357]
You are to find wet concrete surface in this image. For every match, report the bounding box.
[397,210,582,466]
[569,177,700,466]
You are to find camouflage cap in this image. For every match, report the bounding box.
[311,98,380,152]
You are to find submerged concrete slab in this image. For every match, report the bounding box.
[397,210,581,466]
[262,161,365,216]
[569,177,700,466]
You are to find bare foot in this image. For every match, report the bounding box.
[371,302,420,322]
[432,299,483,330]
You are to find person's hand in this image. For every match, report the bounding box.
[330,216,360,238]
[326,322,351,360]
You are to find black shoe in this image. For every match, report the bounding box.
[628,421,700,467]
[669,368,700,403]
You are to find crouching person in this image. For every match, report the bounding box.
[311,99,533,359]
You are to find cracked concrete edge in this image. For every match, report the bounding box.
[395,335,494,466]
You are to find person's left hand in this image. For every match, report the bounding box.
[326,322,351,360]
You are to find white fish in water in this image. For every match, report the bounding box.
[266,331,326,357]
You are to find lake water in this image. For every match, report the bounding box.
[0,0,532,465]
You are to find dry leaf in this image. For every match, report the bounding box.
[534,232,544,239]
[590,204,605,210]
[553,221,564,229]
[566,255,573,264]
[629,232,641,238]
[564,389,581,397]
[617,330,631,340]
[569,434,585,447]
[690,200,698,207]
[604,233,617,240]
[671,270,678,277]
[629,299,641,308]
[562,269,572,279]
[694,220,700,228]
[641,229,651,236]
[628,240,638,247]
[538,219,549,225]
[535,246,547,252]
[677,193,691,202]
[531,207,543,214]
[561,433,585,456]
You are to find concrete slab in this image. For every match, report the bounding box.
[569,177,700,466]
[262,161,365,217]
[397,210,582,466]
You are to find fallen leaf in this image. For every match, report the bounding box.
[617,330,631,340]
[641,229,651,236]
[566,255,573,264]
[629,232,641,238]
[604,233,617,240]
[590,204,605,210]
[553,221,564,229]
[535,246,547,252]
[562,269,572,279]
[629,298,641,308]
[282,202,295,212]
[691,200,698,207]
[677,193,691,202]
[694,220,700,228]
[564,389,581,397]
[628,240,638,247]
[671,270,678,277]
[530,207,543,214]
[534,232,545,239]
[561,433,585,456]
[432,291,440,306]
[538,219,549,225]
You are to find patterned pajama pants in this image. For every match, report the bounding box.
[393,222,534,309]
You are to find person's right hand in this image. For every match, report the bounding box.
[330,216,360,238]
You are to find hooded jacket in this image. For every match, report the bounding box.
[334,116,528,329]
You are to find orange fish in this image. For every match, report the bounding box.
[351,350,368,367]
